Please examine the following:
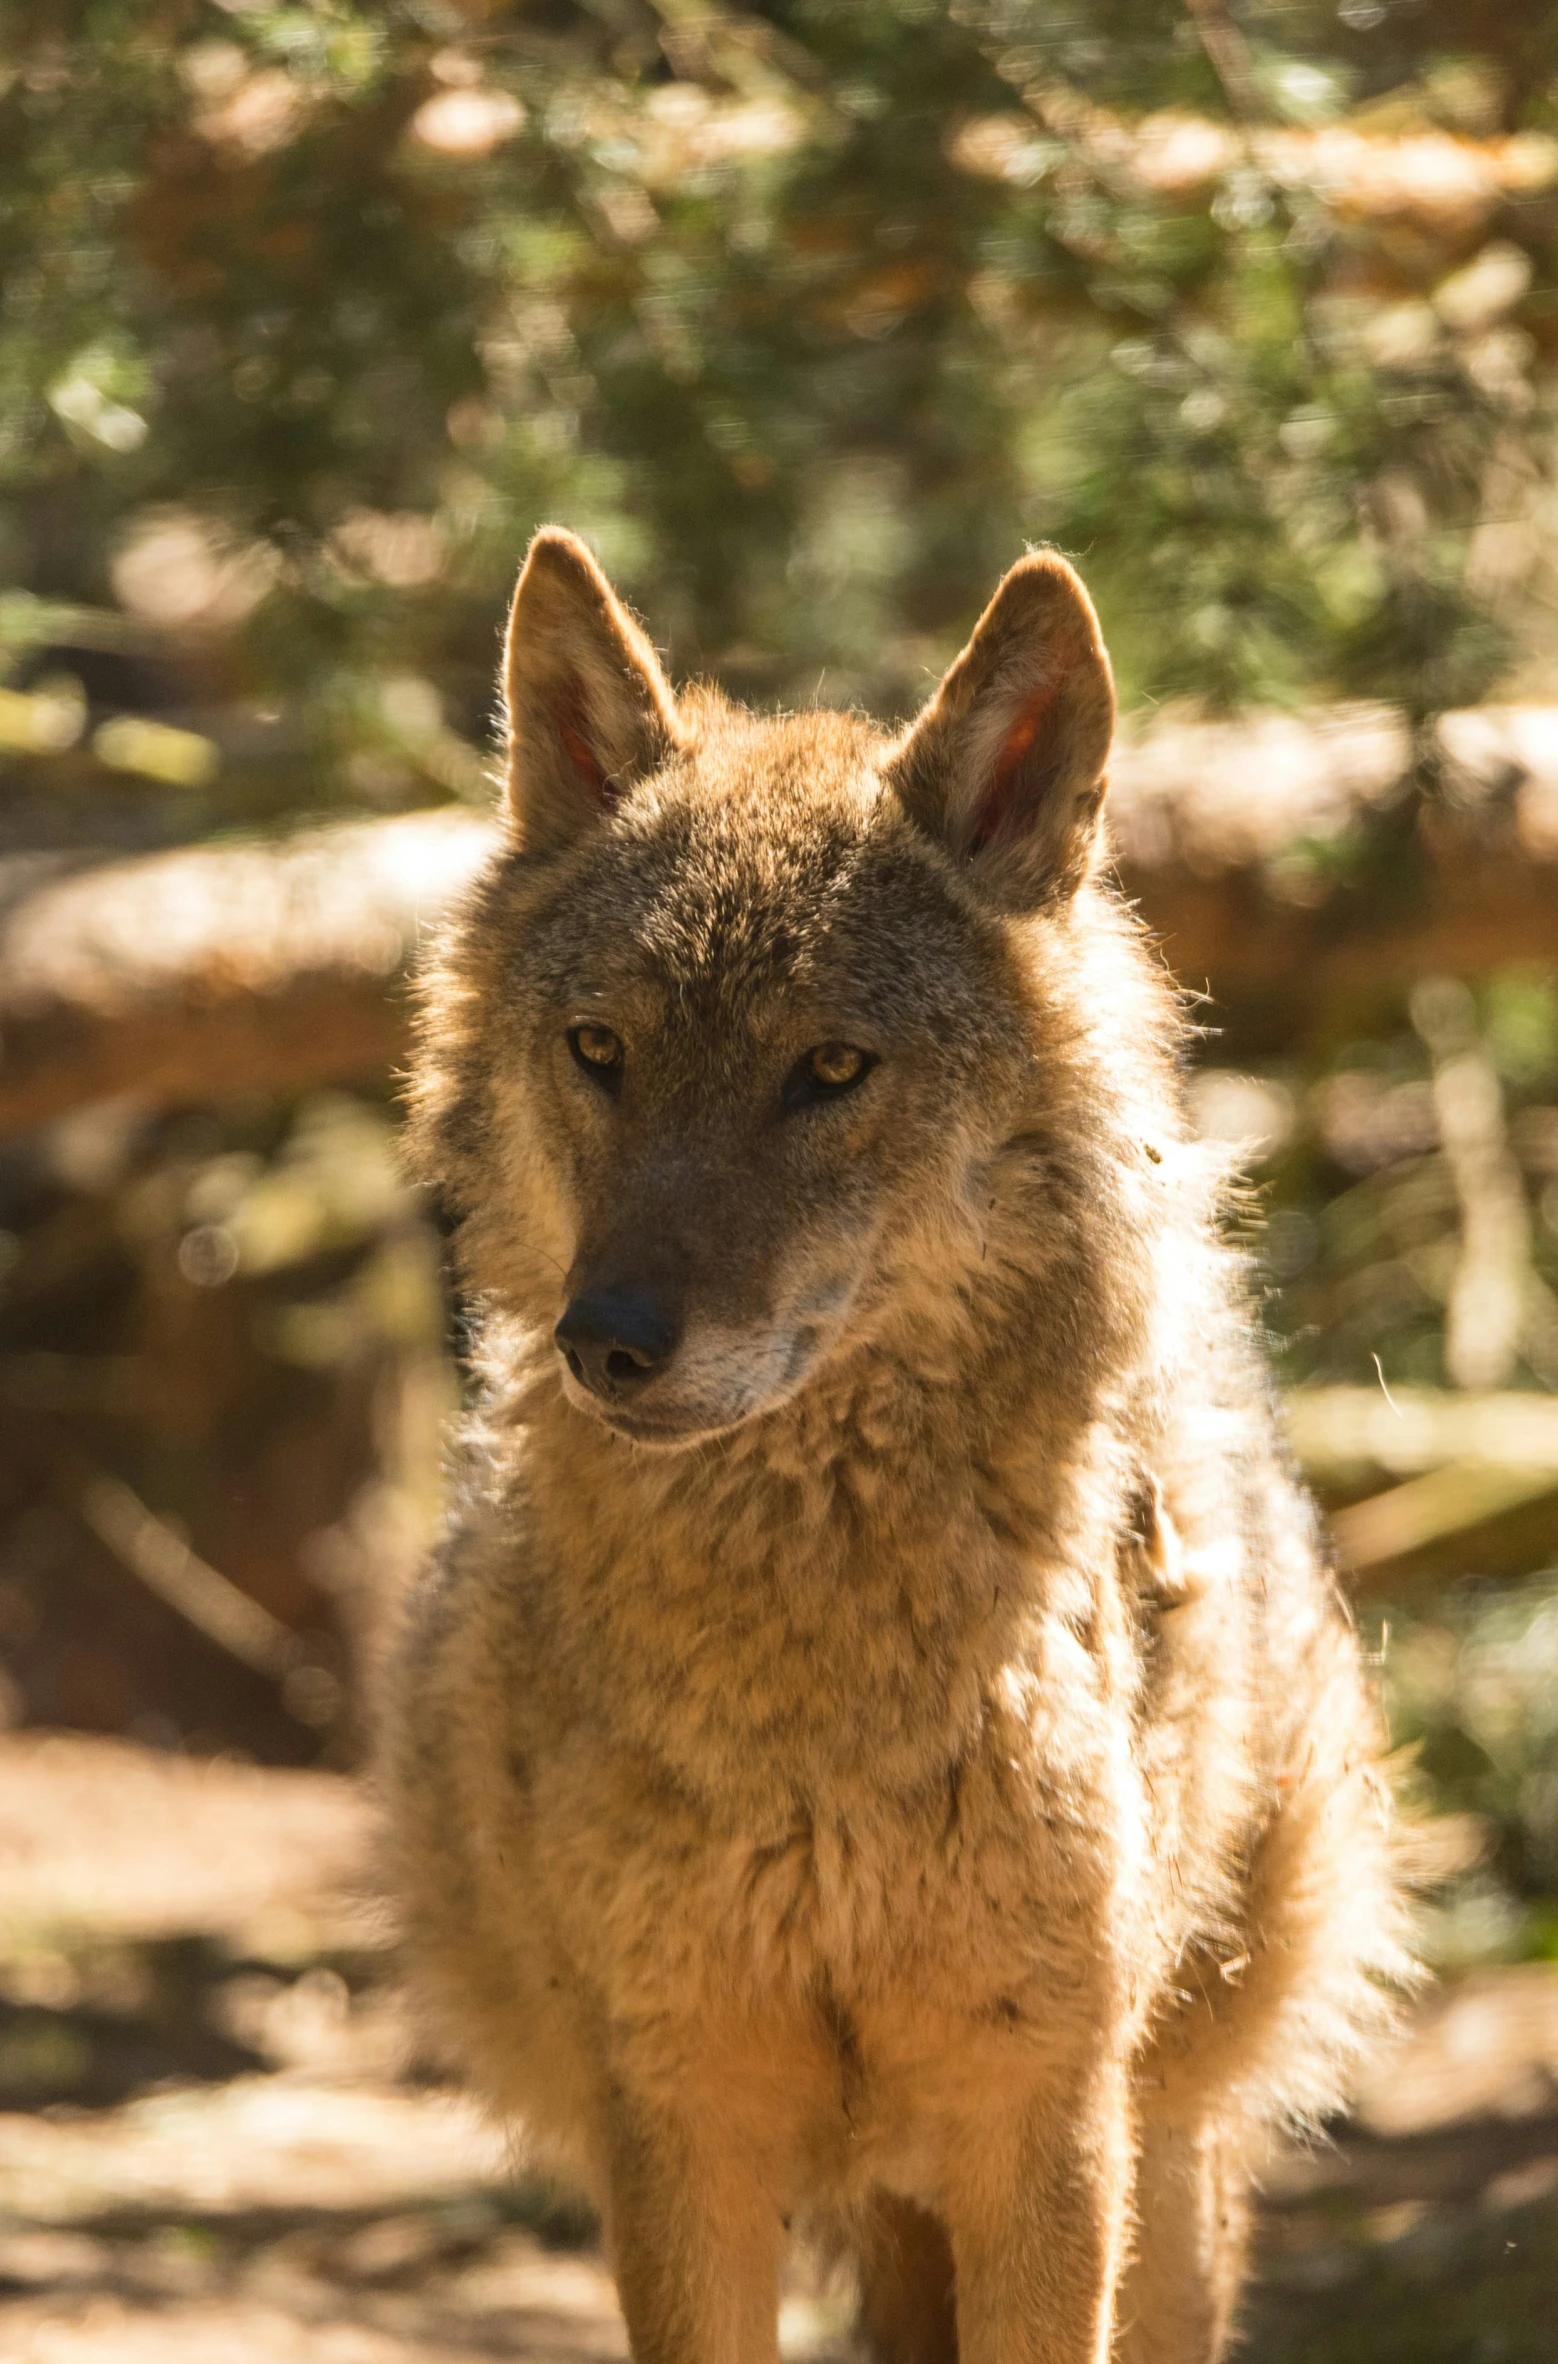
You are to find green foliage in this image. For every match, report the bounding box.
[1384,1576,1558,1963]
[1252,973,1558,1392]
[1,0,1555,828]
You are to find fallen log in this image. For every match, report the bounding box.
[1286,1385,1558,1484]
[3,702,1556,1136]
[1286,1385,1558,1581]
[0,810,490,1134]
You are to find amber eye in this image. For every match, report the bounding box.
[783,1041,876,1112]
[568,1024,624,1089]
[809,1043,867,1088]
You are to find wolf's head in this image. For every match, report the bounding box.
[415,529,1173,1449]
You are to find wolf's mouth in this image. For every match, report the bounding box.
[566,1372,798,1450]
[591,1402,740,1449]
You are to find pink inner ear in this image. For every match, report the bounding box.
[553,682,607,801]
[968,677,1060,852]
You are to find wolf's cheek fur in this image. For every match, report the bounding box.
[466,1063,579,1312]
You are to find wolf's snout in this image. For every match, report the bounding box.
[555,1287,681,1399]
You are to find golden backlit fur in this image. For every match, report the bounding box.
[386,529,1410,2364]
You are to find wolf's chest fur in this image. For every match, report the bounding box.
[479,1373,1162,2033]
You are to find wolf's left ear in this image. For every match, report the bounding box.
[502,528,682,853]
[883,551,1115,910]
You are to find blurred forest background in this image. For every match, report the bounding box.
[4,4,1558,2357]
[6,0,1558,1910]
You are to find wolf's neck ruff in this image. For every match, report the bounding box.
[498,1378,1134,1846]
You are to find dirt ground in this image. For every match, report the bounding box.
[1,1736,1555,2363]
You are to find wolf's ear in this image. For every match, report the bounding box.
[883,551,1114,910]
[502,528,681,852]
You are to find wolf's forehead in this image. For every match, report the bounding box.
[531,743,997,1038]
[584,771,882,987]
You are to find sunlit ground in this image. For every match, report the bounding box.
[0,1731,1555,2363]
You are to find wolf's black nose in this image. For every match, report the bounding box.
[555,1289,680,1398]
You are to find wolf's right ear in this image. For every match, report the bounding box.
[883,551,1114,911]
[501,529,681,852]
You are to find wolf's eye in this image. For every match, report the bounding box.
[810,1043,868,1088]
[568,1025,623,1090]
[783,1042,876,1112]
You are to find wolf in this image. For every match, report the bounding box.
[387,527,1409,2364]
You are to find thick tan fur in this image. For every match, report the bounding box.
[386,529,1411,2364]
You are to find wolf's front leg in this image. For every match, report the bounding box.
[605,2094,782,2364]
[1114,2110,1253,2364]
[946,2058,1135,2364]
